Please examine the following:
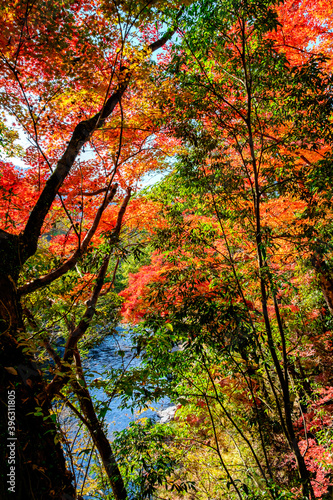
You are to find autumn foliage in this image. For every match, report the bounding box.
[117,1,333,499]
[1,0,333,499]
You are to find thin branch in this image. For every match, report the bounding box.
[19,17,180,263]
[18,184,118,296]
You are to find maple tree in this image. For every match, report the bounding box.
[118,0,333,499]
[2,0,333,499]
[0,0,187,498]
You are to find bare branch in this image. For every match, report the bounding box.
[44,189,131,399]
[18,184,118,297]
[63,188,131,362]
[63,255,110,363]
[148,6,184,52]
[81,187,108,197]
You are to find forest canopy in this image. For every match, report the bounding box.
[1,0,333,499]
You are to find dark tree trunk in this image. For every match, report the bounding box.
[0,234,75,500]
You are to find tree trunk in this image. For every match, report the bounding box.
[0,234,75,500]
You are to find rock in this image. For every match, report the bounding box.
[156,405,177,424]
[170,342,186,352]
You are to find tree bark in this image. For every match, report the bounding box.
[0,234,75,499]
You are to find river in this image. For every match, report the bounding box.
[83,325,169,435]
[58,326,172,497]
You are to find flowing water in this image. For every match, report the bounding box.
[58,326,171,497]
[84,325,169,435]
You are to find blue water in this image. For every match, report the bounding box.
[84,326,169,435]
[58,326,171,498]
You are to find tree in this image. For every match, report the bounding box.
[119,0,333,498]
[0,0,186,498]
